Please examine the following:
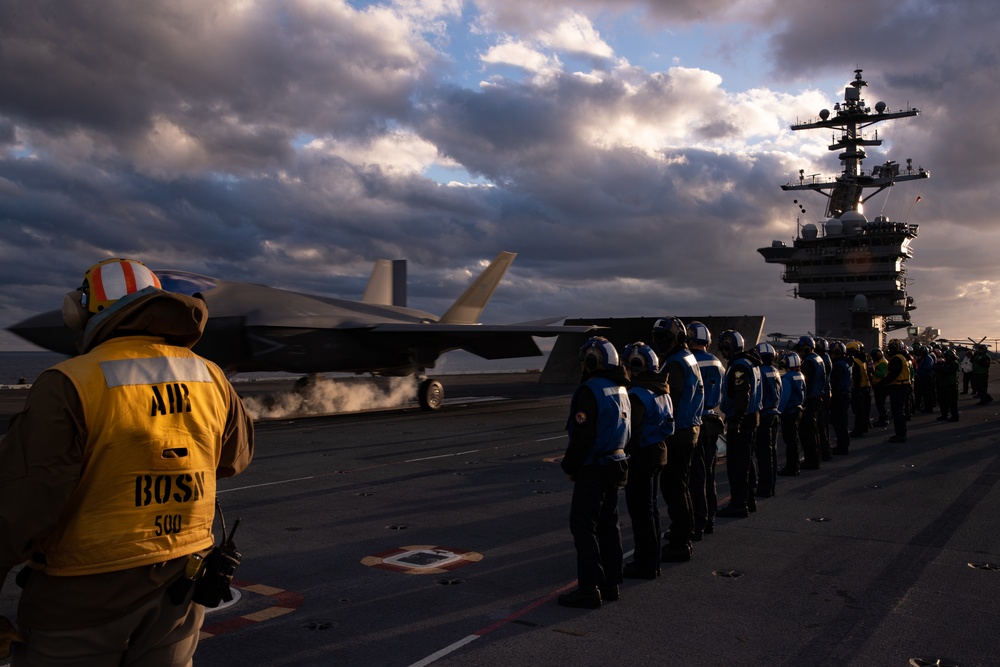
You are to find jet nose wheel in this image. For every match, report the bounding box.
[418,379,444,411]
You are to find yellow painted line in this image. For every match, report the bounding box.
[241,583,285,596]
[243,606,296,622]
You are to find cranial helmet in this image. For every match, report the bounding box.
[717,330,744,360]
[871,347,884,361]
[887,339,902,355]
[651,316,686,350]
[580,336,620,372]
[815,337,829,353]
[63,258,162,331]
[755,342,776,364]
[686,321,711,347]
[830,341,847,357]
[794,335,815,353]
[846,341,863,357]
[624,341,659,376]
[782,351,802,370]
[82,258,161,313]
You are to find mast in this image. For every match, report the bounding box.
[758,69,930,350]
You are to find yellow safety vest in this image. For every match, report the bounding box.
[852,358,870,388]
[39,337,231,576]
[890,354,912,385]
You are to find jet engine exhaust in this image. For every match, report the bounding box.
[242,375,417,420]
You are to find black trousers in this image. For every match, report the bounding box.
[660,426,699,546]
[754,413,779,496]
[624,449,664,571]
[830,393,851,451]
[799,397,822,467]
[724,413,759,509]
[938,384,959,419]
[569,475,623,589]
[972,374,992,402]
[818,393,832,456]
[851,386,871,434]
[780,410,802,472]
[873,384,889,424]
[691,415,722,533]
[889,385,909,438]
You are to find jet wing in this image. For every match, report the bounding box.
[366,322,597,360]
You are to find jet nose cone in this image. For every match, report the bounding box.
[8,310,79,355]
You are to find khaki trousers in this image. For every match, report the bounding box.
[13,587,204,667]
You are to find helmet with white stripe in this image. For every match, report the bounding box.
[81,259,162,313]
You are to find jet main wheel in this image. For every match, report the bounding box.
[418,379,444,411]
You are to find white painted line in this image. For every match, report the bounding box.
[407,634,479,667]
[217,476,315,493]
[405,449,480,463]
[534,435,564,442]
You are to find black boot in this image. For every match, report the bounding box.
[558,586,601,609]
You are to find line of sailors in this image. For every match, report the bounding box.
[558,320,976,609]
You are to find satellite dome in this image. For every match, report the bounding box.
[840,210,867,234]
[852,294,869,312]
[801,223,818,240]
[824,218,843,236]
[875,101,887,113]
[819,109,830,120]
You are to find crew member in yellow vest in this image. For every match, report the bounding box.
[870,348,889,426]
[846,341,871,437]
[0,258,254,666]
[879,339,911,443]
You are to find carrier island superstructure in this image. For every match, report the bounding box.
[758,69,929,351]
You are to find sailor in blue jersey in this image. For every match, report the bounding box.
[795,336,826,470]
[829,342,853,454]
[716,330,762,518]
[558,337,630,609]
[815,338,834,461]
[753,342,782,498]
[650,317,704,563]
[687,321,725,539]
[777,352,806,476]
[622,342,672,579]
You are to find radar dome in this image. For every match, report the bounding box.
[819,109,830,120]
[852,294,869,312]
[824,218,843,236]
[875,101,887,114]
[840,210,867,234]
[801,223,818,240]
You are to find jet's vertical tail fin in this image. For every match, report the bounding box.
[440,252,516,324]
[362,259,407,306]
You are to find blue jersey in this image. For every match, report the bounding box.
[721,355,762,418]
[628,386,675,447]
[778,370,806,413]
[802,352,827,399]
[692,349,725,412]
[831,357,853,396]
[576,376,630,465]
[663,349,704,429]
[759,364,781,415]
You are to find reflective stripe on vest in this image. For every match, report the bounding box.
[582,377,630,465]
[628,386,674,446]
[664,350,704,428]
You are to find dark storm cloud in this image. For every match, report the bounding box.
[0,0,997,350]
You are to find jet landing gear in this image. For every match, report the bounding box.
[418,378,444,411]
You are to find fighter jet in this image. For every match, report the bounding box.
[8,252,595,410]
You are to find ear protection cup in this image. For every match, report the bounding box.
[62,290,89,331]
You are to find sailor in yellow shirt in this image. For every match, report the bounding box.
[0,258,254,666]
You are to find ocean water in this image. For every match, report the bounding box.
[0,349,548,387]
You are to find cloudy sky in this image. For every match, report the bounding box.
[2,0,998,352]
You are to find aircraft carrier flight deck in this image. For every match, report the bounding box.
[3,373,1000,667]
